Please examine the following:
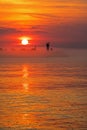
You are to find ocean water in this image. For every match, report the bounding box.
[0,56,87,130]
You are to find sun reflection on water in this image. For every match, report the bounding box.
[22,65,29,78]
[22,65,29,91]
[23,83,29,90]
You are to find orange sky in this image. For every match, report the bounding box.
[0,0,87,48]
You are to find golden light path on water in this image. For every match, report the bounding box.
[22,65,29,91]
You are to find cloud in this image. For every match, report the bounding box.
[0,48,3,51]
[0,21,87,49]
[33,31,48,34]
[43,22,87,48]
[0,27,21,35]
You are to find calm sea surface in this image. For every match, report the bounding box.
[0,57,87,130]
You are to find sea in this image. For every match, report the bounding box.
[0,48,87,130]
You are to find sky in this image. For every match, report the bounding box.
[0,0,87,48]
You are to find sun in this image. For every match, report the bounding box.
[19,36,32,45]
[22,39,29,45]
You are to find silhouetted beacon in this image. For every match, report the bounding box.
[46,42,50,50]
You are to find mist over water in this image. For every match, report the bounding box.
[0,52,87,130]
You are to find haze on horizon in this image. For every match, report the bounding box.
[0,0,87,49]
